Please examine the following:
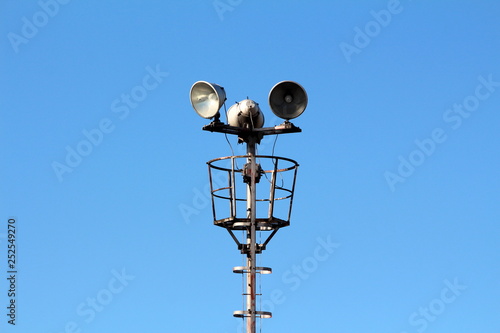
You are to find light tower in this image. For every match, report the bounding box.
[190,80,307,333]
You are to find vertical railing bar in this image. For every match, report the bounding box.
[287,163,299,223]
[267,157,278,219]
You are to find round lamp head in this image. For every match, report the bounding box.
[268,81,308,120]
[190,81,226,119]
[227,99,265,129]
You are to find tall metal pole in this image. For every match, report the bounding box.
[193,80,307,333]
[246,136,257,333]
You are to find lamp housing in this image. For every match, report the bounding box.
[190,81,226,119]
[268,81,308,120]
[227,99,265,129]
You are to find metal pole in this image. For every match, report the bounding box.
[246,136,257,333]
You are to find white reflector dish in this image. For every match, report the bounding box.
[190,81,226,119]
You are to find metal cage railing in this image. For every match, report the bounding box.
[207,155,299,231]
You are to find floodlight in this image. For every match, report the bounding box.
[190,81,226,119]
[191,79,307,332]
[268,81,308,120]
[227,99,265,128]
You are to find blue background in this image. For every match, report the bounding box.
[1,0,500,332]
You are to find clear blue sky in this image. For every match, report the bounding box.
[2,1,500,332]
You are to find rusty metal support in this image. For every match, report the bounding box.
[204,125,300,333]
[245,135,257,333]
